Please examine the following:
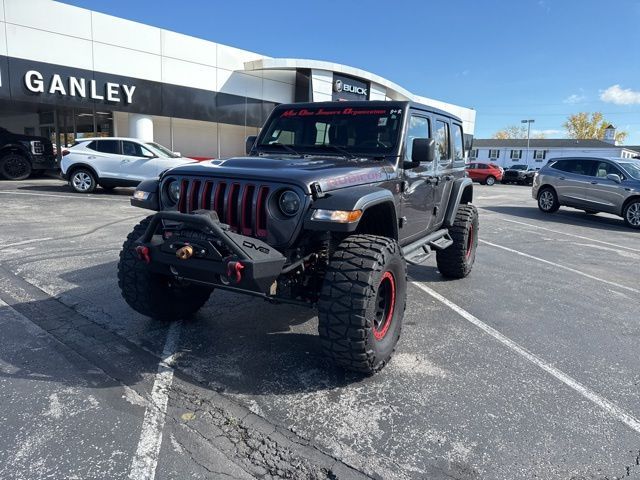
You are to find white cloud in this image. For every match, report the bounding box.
[538,0,551,12]
[600,84,640,105]
[563,94,586,104]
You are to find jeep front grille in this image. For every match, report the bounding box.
[177,178,270,238]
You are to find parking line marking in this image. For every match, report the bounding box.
[499,218,640,253]
[128,321,182,480]
[0,238,53,250]
[480,239,640,294]
[412,282,640,435]
[0,191,127,201]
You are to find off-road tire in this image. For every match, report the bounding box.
[318,234,407,374]
[436,204,478,279]
[0,153,32,180]
[485,175,496,186]
[117,216,213,321]
[69,168,97,193]
[537,187,560,213]
[623,199,640,229]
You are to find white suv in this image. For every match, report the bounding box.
[61,137,197,193]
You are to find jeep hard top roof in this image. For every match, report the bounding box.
[272,101,463,124]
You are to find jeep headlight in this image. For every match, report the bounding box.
[167,180,181,204]
[278,190,301,216]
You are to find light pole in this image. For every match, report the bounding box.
[521,119,535,165]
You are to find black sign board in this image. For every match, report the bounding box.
[332,73,370,101]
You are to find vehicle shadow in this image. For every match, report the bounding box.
[481,205,631,232]
[16,183,135,197]
[0,260,364,397]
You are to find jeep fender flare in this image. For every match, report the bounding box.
[303,185,398,236]
[443,177,473,227]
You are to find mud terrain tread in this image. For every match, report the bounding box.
[436,204,478,279]
[117,216,212,321]
[318,234,406,374]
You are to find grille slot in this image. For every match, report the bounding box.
[178,178,270,238]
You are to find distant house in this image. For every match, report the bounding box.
[470,139,639,167]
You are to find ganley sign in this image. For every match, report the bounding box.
[24,70,136,104]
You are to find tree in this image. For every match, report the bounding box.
[492,125,546,139]
[563,112,628,143]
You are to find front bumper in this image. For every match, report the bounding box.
[135,210,286,295]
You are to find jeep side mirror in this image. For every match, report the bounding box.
[411,138,436,163]
[245,135,257,155]
[606,173,622,183]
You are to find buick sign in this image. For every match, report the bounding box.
[24,70,136,104]
[332,74,369,100]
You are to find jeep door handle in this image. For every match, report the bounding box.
[590,181,598,184]
[87,156,96,159]
[559,176,565,180]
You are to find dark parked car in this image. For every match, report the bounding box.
[502,164,537,185]
[533,157,640,229]
[0,127,57,180]
[118,101,478,374]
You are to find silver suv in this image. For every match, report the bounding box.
[532,157,640,229]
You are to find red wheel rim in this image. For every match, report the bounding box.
[466,224,474,259]
[373,271,396,341]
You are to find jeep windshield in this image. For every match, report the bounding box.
[256,106,404,157]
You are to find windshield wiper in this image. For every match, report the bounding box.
[319,145,357,159]
[260,143,303,157]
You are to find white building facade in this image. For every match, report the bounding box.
[0,0,476,160]
[470,139,639,168]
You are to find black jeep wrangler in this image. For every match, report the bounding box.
[118,101,478,374]
[0,127,57,180]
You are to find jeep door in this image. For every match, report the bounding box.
[400,114,436,242]
[429,119,461,229]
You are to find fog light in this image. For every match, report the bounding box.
[311,209,363,223]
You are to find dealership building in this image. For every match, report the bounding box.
[0,0,476,160]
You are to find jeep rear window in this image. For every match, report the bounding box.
[257,106,404,156]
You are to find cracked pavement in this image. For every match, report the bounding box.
[0,178,639,479]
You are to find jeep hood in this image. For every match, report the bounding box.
[164,155,394,193]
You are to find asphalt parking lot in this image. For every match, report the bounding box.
[0,177,639,480]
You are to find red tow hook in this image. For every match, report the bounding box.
[226,261,244,284]
[135,245,151,264]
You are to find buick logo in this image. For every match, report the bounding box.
[333,79,343,93]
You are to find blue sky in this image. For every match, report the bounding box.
[62,0,640,144]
